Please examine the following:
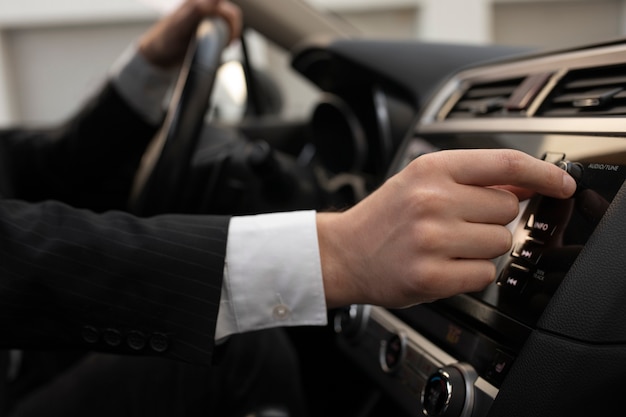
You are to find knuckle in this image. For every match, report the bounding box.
[499,149,526,177]
[407,151,440,175]
[409,260,443,296]
[413,221,445,251]
[408,185,451,217]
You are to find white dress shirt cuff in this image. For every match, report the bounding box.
[109,44,177,125]
[216,210,327,340]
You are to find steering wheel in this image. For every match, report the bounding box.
[129,17,231,216]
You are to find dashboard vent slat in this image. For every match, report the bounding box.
[443,77,525,119]
[538,64,626,117]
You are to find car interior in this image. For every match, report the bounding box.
[7,0,626,416]
[321,38,626,417]
[185,2,625,416]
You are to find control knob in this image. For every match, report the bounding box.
[557,159,584,185]
[422,363,477,417]
[333,304,370,340]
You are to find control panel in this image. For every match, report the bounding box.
[492,151,626,326]
[334,137,626,417]
[335,305,497,417]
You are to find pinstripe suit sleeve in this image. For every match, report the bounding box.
[2,82,157,212]
[0,198,230,365]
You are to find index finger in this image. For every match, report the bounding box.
[441,149,577,199]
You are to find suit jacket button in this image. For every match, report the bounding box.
[127,331,146,351]
[149,333,169,353]
[103,329,122,347]
[81,326,99,344]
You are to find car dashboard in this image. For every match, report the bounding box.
[321,38,626,417]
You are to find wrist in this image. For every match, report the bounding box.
[317,212,362,309]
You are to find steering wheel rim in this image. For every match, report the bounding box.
[129,18,231,216]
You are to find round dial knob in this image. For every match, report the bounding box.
[333,304,370,340]
[422,365,473,416]
[557,160,584,184]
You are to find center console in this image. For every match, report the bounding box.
[333,39,626,417]
[335,135,626,416]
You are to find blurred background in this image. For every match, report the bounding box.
[0,0,625,127]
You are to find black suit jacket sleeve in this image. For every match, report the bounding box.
[0,199,229,365]
[0,82,230,365]
[0,82,157,211]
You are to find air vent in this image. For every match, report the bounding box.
[443,77,526,119]
[538,64,626,117]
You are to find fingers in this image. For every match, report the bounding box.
[430,149,577,199]
[422,258,498,298]
[490,185,537,202]
[421,221,513,260]
[216,1,243,42]
[138,0,242,68]
[450,184,520,225]
[191,0,242,42]
[320,148,578,310]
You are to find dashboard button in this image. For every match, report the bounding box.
[512,240,543,265]
[525,213,558,240]
[497,263,530,294]
[485,350,515,386]
[379,332,406,373]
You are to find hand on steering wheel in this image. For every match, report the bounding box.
[129,17,231,216]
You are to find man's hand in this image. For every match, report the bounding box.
[138,0,242,69]
[318,148,577,309]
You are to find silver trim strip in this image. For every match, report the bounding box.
[370,306,456,366]
[417,117,626,135]
[475,377,498,400]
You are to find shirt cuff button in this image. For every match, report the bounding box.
[273,304,291,320]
